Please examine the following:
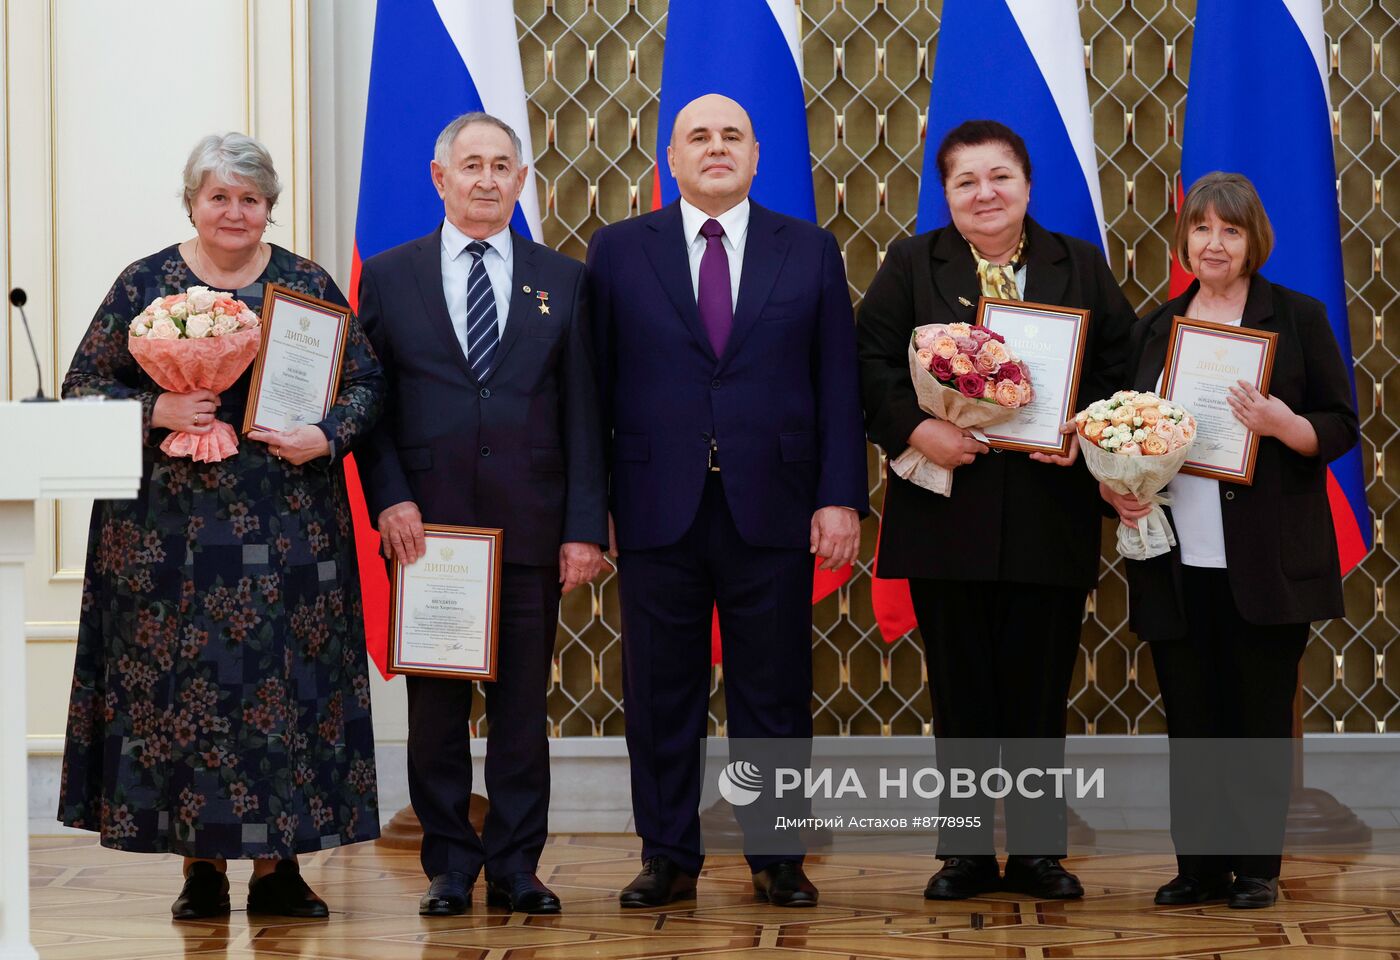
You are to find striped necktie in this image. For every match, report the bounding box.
[464,239,499,378]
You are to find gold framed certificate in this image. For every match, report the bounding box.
[1162,317,1278,485]
[242,284,350,435]
[388,524,503,680]
[975,297,1090,455]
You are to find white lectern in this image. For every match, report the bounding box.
[0,400,141,960]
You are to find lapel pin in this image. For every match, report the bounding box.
[958,296,974,307]
[522,284,532,294]
[536,290,550,315]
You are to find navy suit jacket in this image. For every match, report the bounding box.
[587,200,869,552]
[357,226,609,566]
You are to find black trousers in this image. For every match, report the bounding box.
[618,473,815,874]
[406,563,561,880]
[909,579,1086,857]
[1148,565,1308,880]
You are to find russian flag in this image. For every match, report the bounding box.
[654,0,815,221]
[1177,0,1370,574]
[655,2,849,660]
[348,0,542,677]
[872,0,1105,642]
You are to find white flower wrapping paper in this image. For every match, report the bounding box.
[1079,432,1196,560]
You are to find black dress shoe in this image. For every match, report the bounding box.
[619,856,698,908]
[1002,856,1084,900]
[171,861,231,920]
[1154,873,1232,905]
[923,856,1000,900]
[486,872,562,914]
[419,871,472,917]
[1227,876,1279,909]
[752,861,818,907]
[246,860,329,918]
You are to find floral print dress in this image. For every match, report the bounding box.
[58,244,384,858]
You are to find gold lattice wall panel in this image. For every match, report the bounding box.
[473,0,1399,739]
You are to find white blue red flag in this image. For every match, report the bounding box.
[654,0,815,220]
[873,0,1104,642]
[916,0,1105,249]
[1177,0,1370,573]
[348,0,542,677]
[655,2,851,658]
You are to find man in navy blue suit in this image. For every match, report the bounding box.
[357,113,608,916]
[588,94,869,908]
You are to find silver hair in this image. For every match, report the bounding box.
[434,112,523,167]
[181,133,281,218]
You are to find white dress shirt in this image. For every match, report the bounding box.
[441,218,512,356]
[680,197,749,310]
[1155,317,1242,569]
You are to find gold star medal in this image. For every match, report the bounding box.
[536,290,550,315]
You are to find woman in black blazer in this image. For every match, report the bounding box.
[1104,172,1359,909]
[857,120,1135,901]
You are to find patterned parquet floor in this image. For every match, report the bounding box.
[26,834,1400,959]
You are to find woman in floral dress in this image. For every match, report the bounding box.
[58,132,384,920]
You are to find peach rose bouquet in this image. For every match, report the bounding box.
[1075,390,1197,560]
[127,286,261,463]
[890,321,1034,497]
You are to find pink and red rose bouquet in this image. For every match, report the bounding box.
[889,321,1035,497]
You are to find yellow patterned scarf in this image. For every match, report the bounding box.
[969,232,1027,301]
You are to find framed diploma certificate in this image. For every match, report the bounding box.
[388,524,503,680]
[1162,317,1277,484]
[242,284,350,435]
[975,297,1090,455]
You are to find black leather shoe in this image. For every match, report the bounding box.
[923,856,1001,900]
[486,872,562,914]
[1002,856,1084,900]
[419,871,472,917]
[246,860,329,918]
[619,856,698,907]
[752,861,818,907]
[1227,876,1279,909]
[171,861,231,920]
[1154,873,1232,905]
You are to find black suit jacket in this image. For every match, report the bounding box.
[356,226,609,566]
[1124,274,1358,635]
[857,217,1136,588]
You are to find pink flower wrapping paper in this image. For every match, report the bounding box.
[128,327,261,462]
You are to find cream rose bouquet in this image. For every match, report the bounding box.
[127,286,261,463]
[891,321,1034,497]
[1075,390,1197,560]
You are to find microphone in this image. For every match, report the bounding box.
[9,287,54,402]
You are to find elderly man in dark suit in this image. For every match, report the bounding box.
[358,112,607,916]
[588,93,869,909]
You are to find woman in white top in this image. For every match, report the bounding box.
[1104,172,1359,909]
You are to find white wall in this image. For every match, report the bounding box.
[9,0,418,758]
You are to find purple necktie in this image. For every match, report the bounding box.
[697,218,733,356]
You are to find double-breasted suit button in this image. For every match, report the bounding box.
[480,387,491,399]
